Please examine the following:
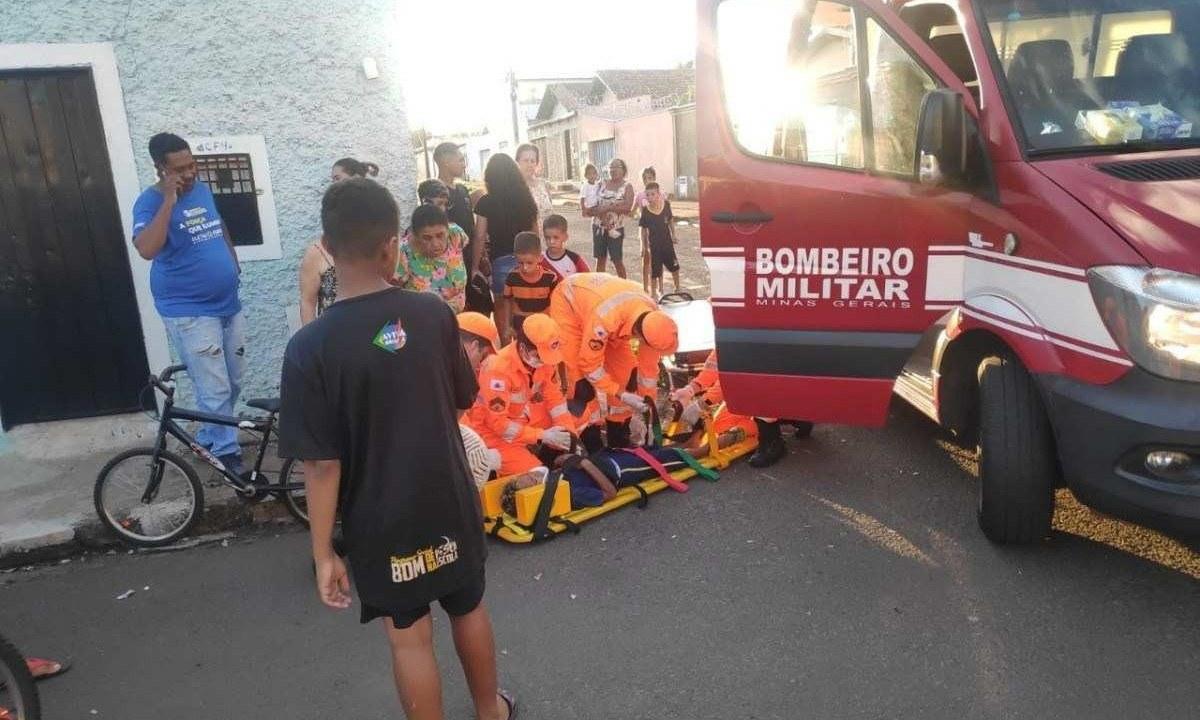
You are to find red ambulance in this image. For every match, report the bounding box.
[698,0,1200,543]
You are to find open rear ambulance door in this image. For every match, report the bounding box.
[698,0,976,426]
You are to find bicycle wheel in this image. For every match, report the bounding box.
[0,633,40,720]
[94,448,203,548]
[278,458,309,527]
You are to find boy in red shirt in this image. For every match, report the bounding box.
[539,214,589,281]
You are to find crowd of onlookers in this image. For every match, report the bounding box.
[298,143,685,336]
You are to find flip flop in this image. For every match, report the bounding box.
[26,657,70,681]
[498,688,518,720]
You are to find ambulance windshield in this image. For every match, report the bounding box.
[982,0,1200,153]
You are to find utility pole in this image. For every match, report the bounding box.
[421,128,431,179]
[508,69,520,146]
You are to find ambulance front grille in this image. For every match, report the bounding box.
[1096,157,1200,182]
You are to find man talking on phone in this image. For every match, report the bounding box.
[132,133,247,476]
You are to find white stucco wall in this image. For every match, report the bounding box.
[1,0,416,411]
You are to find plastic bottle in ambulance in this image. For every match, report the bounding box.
[699,0,1200,543]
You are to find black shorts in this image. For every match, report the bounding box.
[650,241,680,279]
[360,569,487,629]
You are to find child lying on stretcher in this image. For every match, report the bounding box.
[497,428,745,512]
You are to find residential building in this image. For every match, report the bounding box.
[0,1,416,449]
[527,68,697,197]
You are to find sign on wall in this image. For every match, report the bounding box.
[187,135,282,261]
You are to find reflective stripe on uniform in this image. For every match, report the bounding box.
[638,377,657,389]
[510,392,527,403]
[595,291,651,319]
[502,421,522,442]
[549,403,567,417]
[587,367,607,382]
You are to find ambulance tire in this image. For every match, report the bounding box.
[976,356,1056,545]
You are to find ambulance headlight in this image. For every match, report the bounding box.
[1088,266,1200,382]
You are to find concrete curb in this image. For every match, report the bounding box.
[0,490,300,570]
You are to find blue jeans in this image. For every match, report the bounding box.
[161,312,246,458]
[490,254,518,295]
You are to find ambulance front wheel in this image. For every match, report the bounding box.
[976,356,1057,545]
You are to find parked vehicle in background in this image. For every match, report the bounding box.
[699,0,1200,543]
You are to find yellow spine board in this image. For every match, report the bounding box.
[481,417,758,544]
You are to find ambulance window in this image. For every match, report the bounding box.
[867,20,938,176]
[717,0,864,169]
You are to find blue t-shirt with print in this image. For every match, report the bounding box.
[132,182,241,318]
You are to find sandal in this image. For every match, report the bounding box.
[26,657,70,681]
[498,688,518,720]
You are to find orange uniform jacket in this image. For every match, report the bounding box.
[467,343,572,447]
[548,273,662,401]
[690,350,725,405]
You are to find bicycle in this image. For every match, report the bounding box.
[0,633,39,720]
[93,365,308,548]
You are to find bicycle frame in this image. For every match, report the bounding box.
[141,385,291,503]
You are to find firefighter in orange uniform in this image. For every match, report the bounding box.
[671,350,812,468]
[547,273,678,448]
[467,313,574,475]
[456,311,499,374]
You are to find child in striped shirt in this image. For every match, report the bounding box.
[502,231,559,342]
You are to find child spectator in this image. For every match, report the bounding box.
[417,178,451,212]
[396,204,469,312]
[539,214,589,281]
[633,167,657,292]
[502,231,559,341]
[278,178,516,720]
[579,163,601,217]
[638,182,680,296]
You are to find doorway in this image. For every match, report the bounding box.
[0,68,151,429]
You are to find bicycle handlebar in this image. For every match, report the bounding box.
[159,364,187,382]
[149,365,187,398]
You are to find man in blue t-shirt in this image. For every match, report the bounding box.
[132,133,246,474]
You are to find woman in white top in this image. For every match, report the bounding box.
[516,143,555,225]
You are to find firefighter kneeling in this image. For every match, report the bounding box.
[466,313,574,475]
[670,350,813,468]
[548,273,678,450]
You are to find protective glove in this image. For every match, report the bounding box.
[680,400,703,427]
[628,413,648,447]
[619,392,649,414]
[670,384,696,404]
[597,391,610,417]
[539,426,571,450]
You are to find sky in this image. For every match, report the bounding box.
[393,0,696,135]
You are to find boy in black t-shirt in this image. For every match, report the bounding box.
[279,178,516,720]
[638,182,680,297]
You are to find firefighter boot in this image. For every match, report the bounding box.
[748,419,786,468]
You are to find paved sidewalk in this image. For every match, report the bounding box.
[0,414,292,566]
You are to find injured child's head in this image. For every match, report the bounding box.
[498,467,549,517]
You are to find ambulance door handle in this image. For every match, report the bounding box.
[711,211,774,224]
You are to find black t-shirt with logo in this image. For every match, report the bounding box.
[279,287,484,611]
[447,182,475,243]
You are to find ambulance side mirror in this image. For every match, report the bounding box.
[916,89,967,187]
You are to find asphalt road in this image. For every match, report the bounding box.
[3,402,1198,720]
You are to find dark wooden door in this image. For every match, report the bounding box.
[0,68,150,429]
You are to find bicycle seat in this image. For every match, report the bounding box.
[246,397,281,414]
